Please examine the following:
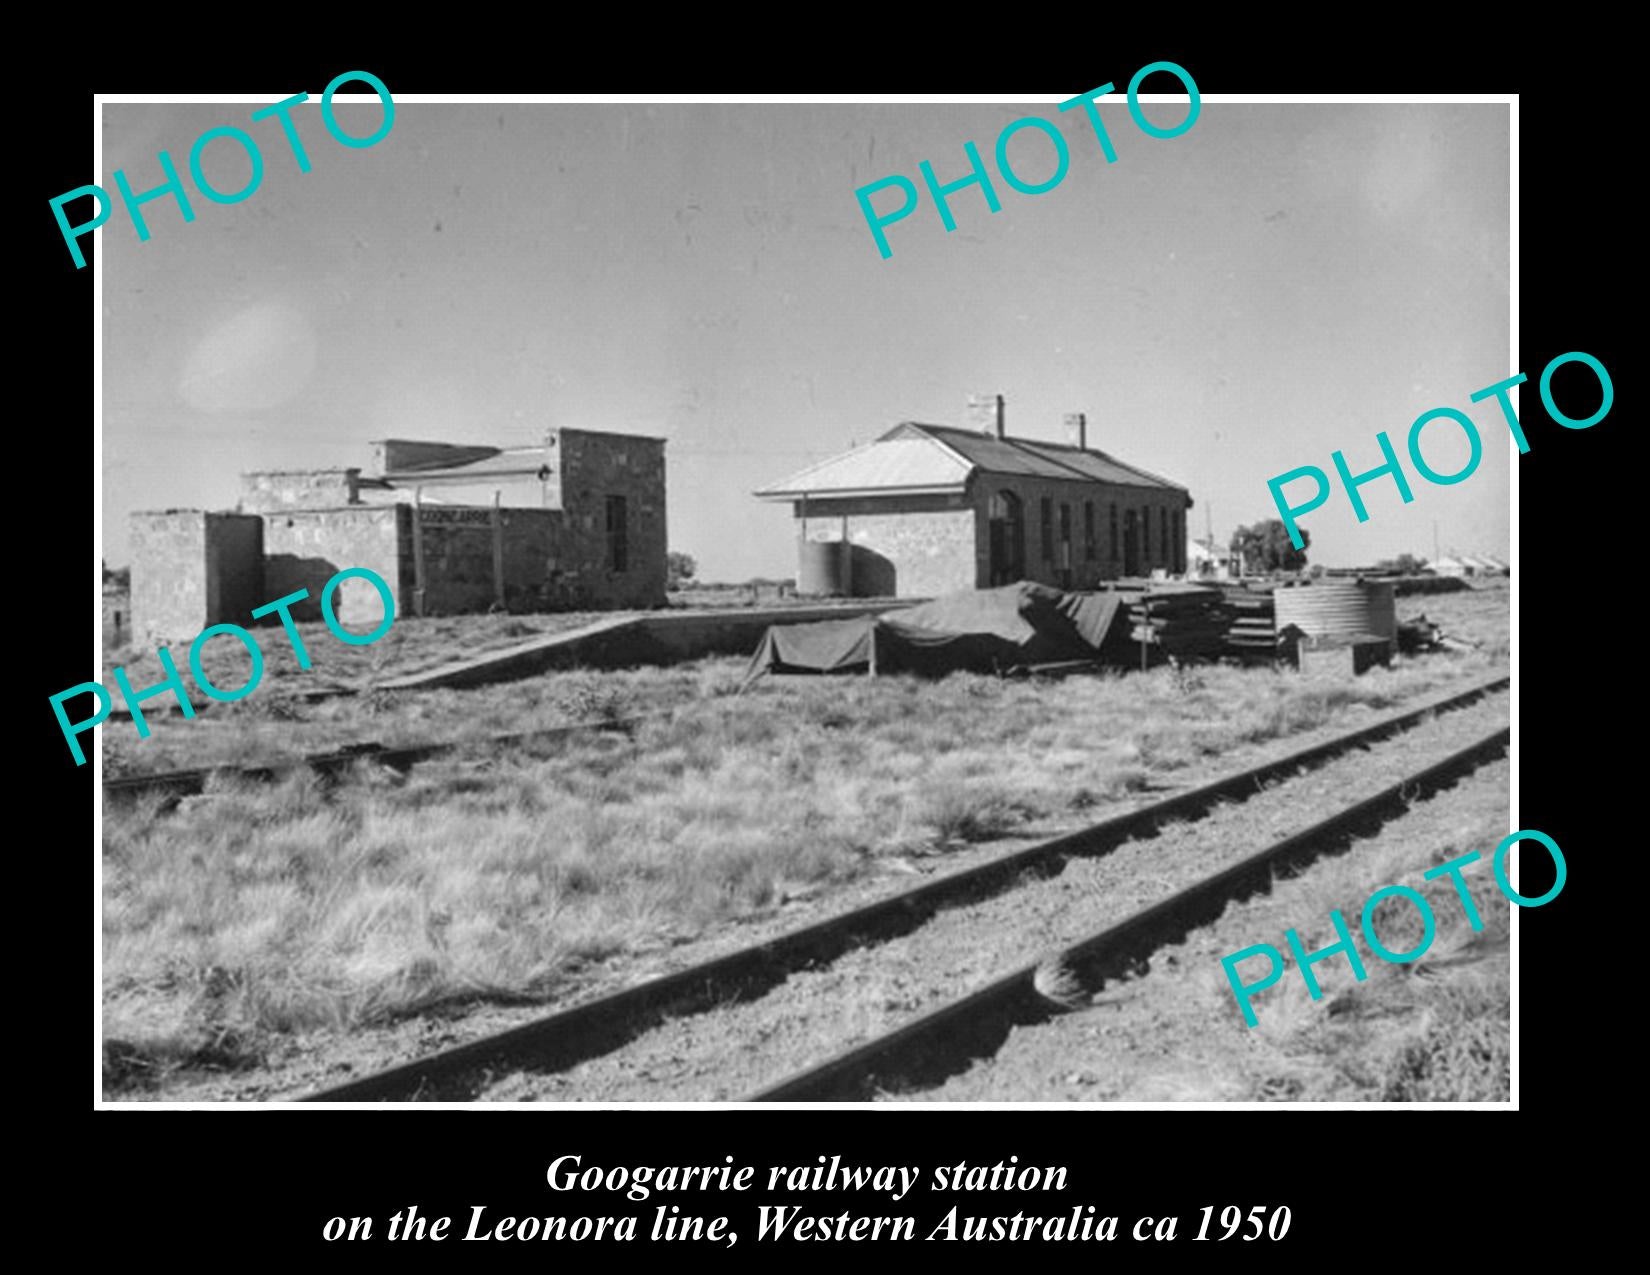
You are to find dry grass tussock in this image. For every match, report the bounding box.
[103,648,1500,1091]
[1399,579,1509,659]
[1186,765,1511,1101]
[102,661,739,777]
[103,610,611,693]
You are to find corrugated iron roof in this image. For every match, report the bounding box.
[1010,437,1186,490]
[883,423,1087,480]
[756,420,1188,498]
[753,436,973,497]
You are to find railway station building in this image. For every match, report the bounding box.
[755,396,1193,598]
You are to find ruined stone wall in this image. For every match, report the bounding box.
[238,469,360,515]
[260,505,405,631]
[413,507,561,615]
[129,510,265,646]
[204,513,266,624]
[554,429,668,608]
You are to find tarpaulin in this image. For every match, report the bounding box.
[743,582,1126,683]
[744,616,877,677]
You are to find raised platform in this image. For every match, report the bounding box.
[377,600,915,692]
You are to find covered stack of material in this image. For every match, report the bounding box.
[1223,586,1278,658]
[743,581,1125,683]
[1095,581,1234,662]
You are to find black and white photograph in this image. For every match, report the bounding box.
[89,91,1518,1108]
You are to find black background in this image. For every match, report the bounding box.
[36,24,1615,1261]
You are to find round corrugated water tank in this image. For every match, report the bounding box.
[798,539,848,596]
[1274,579,1396,641]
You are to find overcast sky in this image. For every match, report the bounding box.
[100,99,1509,578]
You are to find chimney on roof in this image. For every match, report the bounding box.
[968,393,1006,439]
[1064,412,1087,451]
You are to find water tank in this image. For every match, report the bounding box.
[798,539,849,596]
[1274,579,1396,641]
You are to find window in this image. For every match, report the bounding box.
[1109,504,1118,559]
[605,495,628,573]
[988,490,1025,585]
[1084,502,1096,560]
[1161,507,1169,563]
[1059,503,1072,566]
[1040,497,1053,560]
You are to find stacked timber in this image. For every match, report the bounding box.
[1223,586,1278,658]
[1097,582,1233,661]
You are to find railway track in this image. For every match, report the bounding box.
[303,674,1506,1102]
[102,713,665,800]
[749,725,1508,1100]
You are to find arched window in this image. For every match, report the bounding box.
[988,490,1025,585]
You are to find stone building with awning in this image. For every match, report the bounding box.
[755,395,1192,598]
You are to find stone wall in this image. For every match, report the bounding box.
[555,428,668,608]
[204,513,266,624]
[239,469,360,514]
[129,510,266,646]
[414,506,561,615]
[230,429,667,620]
[975,476,1191,587]
[793,494,976,598]
[791,482,1192,597]
[261,505,405,631]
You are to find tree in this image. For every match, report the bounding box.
[666,551,698,591]
[1231,519,1309,573]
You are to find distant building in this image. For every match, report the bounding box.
[1187,534,1238,581]
[1431,553,1508,579]
[130,428,667,644]
[755,395,1192,597]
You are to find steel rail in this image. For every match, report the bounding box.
[102,714,668,800]
[749,725,1510,1101]
[300,674,1507,1102]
